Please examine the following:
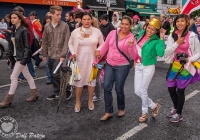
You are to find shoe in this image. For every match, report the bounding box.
[27,89,39,102]
[92,96,102,102]
[18,78,27,83]
[74,104,81,113]
[118,110,125,117]
[47,94,59,100]
[33,76,37,79]
[100,113,113,121]
[66,85,73,100]
[167,108,177,118]
[152,103,161,117]
[34,65,39,69]
[88,102,94,111]
[170,113,183,123]
[0,94,14,108]
[46,81,52,85]
[139,114,148,123]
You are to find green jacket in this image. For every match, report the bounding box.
[136,30,165,66]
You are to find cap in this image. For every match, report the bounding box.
[149,18,162,29]
[29,11,37,16]
[100,14,108,20]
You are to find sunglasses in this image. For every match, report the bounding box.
[113,14,116,17]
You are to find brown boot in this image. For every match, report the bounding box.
[27,89,39,102]
[0,94,14,107]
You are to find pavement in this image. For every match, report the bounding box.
[0,54,200,140]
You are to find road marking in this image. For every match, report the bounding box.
[115,90,200,140]
[0,60,6,62]
[115,123,148,140]
[185,90,200,101]
[0,76,47,89]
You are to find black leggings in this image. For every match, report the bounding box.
[168,87,185,115]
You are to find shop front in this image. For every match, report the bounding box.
[82,0,125,21]
[0,0,81,21]
[125,0,160,20]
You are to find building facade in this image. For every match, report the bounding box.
[157,0,182,15]
[82,0,125,20]
[0,0,81,22]
[125,0,159,20]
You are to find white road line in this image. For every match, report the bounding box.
[0,76,47,89]
[0,60,7,62]
[115,123,148,140]
[185,90,200,101]
[115,90,200,140]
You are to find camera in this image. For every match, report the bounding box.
[176,52,188,65]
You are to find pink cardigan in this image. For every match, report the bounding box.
[96,30,137,66]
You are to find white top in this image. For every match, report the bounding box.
[0,22,7,34]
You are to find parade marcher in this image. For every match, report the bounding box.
[112,11,121,29]
[4,14,16,69]
[29,11,43,69]
[42,5,70,100]
[68,12,104,112]
[160,14,171,35]
[65,11,77,33]
[189,18,200,41]
[165,14,200,123]
[99,14,115,40]
[0,11,39,107]
[95,16,137,121]
[74,8,84,28]
[134,18,166,123]
[168,17,174,34]
[0,18,8,36]
[150,15,155,21]
[196,16,200,35]
[41,16,52,85]
[13,6,36,81]
[89,10,99,29]
[131,15,142,37]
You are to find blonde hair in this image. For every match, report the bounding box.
[50,5,62,14]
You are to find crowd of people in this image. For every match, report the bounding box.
[0,5,200,124]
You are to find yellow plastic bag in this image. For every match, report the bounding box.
[88,66,98,82]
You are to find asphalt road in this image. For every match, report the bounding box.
[0,54,200,140]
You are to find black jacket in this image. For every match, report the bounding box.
[99,22,115,40]
[8,25,31,65]
[161,20,170,35]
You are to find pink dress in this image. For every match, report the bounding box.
[74,38,96,87]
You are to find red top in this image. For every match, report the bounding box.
[25,17,34,46]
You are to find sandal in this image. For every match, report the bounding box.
[152,103,161,117]
[139,114,148,123]
[100,113,113,121]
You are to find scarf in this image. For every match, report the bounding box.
[79,26,92,39]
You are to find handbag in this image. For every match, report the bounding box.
[115,30,134,69]
[68,59,81,82]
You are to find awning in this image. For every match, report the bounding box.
[87,5,107,11]
[127,7,160,16]
[87,5,125,12]
[110,7,125,12]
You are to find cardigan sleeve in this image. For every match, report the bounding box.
[68,31,75,55]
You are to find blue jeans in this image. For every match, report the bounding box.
[104,63,130,113]
[18,58,36,79]
[46,56,52,82]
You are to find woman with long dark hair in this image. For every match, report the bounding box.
[165,14,200,123]
[95,16,137,121]
[134,18,166,123]
[0,11,39,108]
[68,12,104,112]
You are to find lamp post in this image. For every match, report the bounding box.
[106,0,110,15]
